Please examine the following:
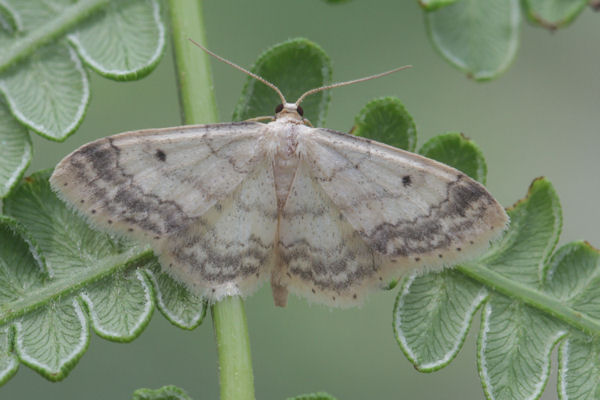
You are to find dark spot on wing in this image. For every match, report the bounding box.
[155,149,166,162]
[402,175,412,187]
[363,175,497,257]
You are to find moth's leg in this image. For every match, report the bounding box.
[302,118,314,127]
[245,116,275,123]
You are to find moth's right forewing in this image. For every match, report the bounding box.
[50,122,268,242]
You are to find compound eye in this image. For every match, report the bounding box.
[275,103,284,113]
[297,105,304,117]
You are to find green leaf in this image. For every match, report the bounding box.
[0,217,40,385]
[395,176,600,399]
[394,270,487,371]
[483,178,561,287]
[286,392,339,400]
[550,242,600,399]
[0,99,31,198]
[68,0,165,80]
[233,38,332,125]
[425,0,521,80]
[3,171,128,279]
[132,385,193,400]
[145,261,206,330]
[0,171,205,383]
[559,333,600,400]
[352,97,417,152]
[471,179,567,399]
[0,42,89,141]
[478,295,567,400]
[80,268,154,342]
[0,2,17,34]
[523,0,588,29]
[0,215,48,314]
[418,0,459,11]
[0,0,165,193]
[0,325,18,385]
[543,242,600,321]
[14,295,89,381]
[418,132,487,184]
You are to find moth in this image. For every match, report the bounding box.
[50,42,508,307]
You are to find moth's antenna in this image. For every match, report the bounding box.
[295,65,412,106]
[188,38,287,105]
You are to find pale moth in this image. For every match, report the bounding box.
[50,42,508,308]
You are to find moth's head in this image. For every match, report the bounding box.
[274,102,304,121]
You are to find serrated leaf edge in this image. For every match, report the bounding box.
[523,0,588,30]
[144,267,205,330]
[557,337,571,400]
[418,132,488,184]
[67,0,165,79]
[353,96,417,152]
[478,301,568,400]
[394,272,488,371]
[0,353,18,385]
[0,43,90,141]
[13,297,89,379]
[0,131,32,198]
[0,326,18,385]
[80,270,153,341]
[0,214,47,274]
[0,0,22,33]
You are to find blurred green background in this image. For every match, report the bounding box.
[4,0,599,399]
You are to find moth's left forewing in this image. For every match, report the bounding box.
[300,128,508,276]
[50,122,267,243]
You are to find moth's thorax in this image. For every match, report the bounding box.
[267,117,309,209]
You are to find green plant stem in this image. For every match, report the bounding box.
[459,262,600,336]
[0,0,110,74]
[211,297,256,400]
[167,1,255,399]
[168,0,218,125]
